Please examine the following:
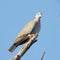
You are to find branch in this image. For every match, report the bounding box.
[40,51,45,60]
[11,33,38,60]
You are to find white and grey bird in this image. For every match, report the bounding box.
[8,12,42,52]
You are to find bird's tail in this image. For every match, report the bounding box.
[8,44,17,53]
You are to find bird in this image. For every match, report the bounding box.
[8,12,42,53]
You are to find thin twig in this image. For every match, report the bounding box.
[11,33,38,60]
[40,51,45,60]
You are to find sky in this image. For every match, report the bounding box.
[0,0,60,60]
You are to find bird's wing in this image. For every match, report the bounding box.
[14,20,36,44]
[14,34,29,45]
[16,20,36,37]
[8,34,29,52]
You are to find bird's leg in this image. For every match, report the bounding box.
[28,34,35,39]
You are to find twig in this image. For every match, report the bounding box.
[11,33,38,60]
[40,51,45,60]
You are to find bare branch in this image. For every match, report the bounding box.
[40,51,45,60]
[11,33,38,60]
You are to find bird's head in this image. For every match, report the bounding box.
[34,12,42,23]
[35,12,42,19]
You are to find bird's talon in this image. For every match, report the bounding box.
[28,34,34,39]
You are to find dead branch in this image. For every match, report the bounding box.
[11,33,38,60]
[40,51,45,60]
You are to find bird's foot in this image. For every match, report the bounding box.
[28,34,34,39]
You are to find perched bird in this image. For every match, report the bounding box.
[8,12,42,52]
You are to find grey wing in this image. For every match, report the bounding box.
[14,20,36,44]
[8,20,36,52]
[8,34,29,52]
[16,20,36,37]
[14,34,29,45]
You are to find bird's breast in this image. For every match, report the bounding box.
[31,21,41,34]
